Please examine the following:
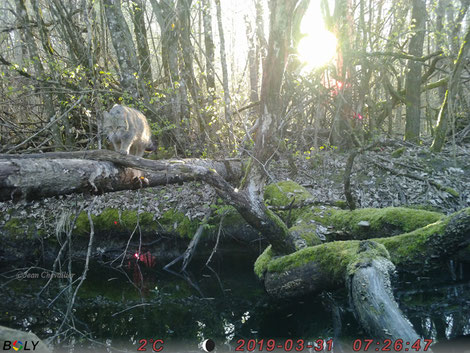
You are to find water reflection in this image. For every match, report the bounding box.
[1,251,470,352]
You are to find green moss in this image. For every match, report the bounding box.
[74,209,126,236]
[266,241,361,284]
[288,208,327,246]
[264,181,312,207]
[74,212,92,235]
[334,200,349,209]
[302,207,443,238]
[208,203,246,233]
[95,208,121,231]
[258,215,441,283]
[289,223,322,247]
[444,187,459,197]
[376,219,447,265]
[391,147,406,158]
[254,245,274,278]
[255,208,469,282]
[74,208,187,236]
[3,217,41,239]
[219,206,244,227]
[4,218,23,236]
[346,241,390,277]
[265,207,289,234]
[160,209,198,238]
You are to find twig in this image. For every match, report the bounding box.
[111,303,152,317]
[205,213,224,267]
[6,94,85,153]
[52,197,96,342]
[181,209,212,272]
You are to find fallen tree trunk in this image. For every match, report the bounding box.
[258,208,470,297]
[257,208,470,343]
[0,150,243,201]
[347,243,422,345]
[350,258,420,343]
[0,150,297,254]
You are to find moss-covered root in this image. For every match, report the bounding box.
[347,242,422,343]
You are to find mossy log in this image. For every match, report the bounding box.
[257,208,470,297]
[257,208,469,343]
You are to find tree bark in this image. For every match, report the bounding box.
[349,257,422,344]
[245,16,259,103]
[149,0,185,149]
[15,0,61,149]
[431,26,470,152]
[130,0,153,86]
[214,0,233,147]
[177,0,207,140]
[404,0,426,143]
[261,210,470,342]
[102,0,141,98]
[240,0,302,255]
[202,0,215,95]
[0,151,242,202]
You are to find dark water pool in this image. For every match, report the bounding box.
[1,247,470,352]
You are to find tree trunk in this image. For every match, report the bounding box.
[431,26,470,152]
[177,0,207,141]
[404,0,426,143]
[260,209,470,298]
[245,16,259,103]
[48,0,89,70]
[15,0,61,149]
[242,0,302,255]
[260,210,470,341]
[102,0,141,98]
[0,150,295,254]
[214,0,233,148]
[149,0,185,150]
[349,257,422,344]
[130,0,153,86]
[447,0,469,57]
[0,151,242,202]
[33,0,75,147]
[202,0,215,95]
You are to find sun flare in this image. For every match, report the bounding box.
[297,3,337,70]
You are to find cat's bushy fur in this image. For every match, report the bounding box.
[103,104,153,157]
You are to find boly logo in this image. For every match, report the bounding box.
[3,340,39,351]
[12,341,23,351]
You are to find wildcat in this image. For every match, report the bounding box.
[103,104,154,157]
